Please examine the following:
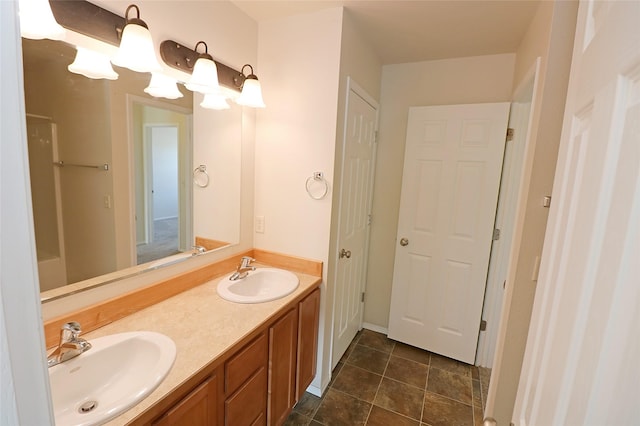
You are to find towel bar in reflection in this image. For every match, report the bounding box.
[53,161,110,171]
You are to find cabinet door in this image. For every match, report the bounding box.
[153,375,218,426]
[268,307,298,426]
[296,288,320,400]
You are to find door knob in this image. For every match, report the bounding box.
[400,238,409,246]
[339,249,351,259]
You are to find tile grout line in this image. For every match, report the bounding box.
[421,353,431,424]
[358,336,396,425]
[308,346,350,426]
[427,364,477,406]
[363,339,394,425]
[306,333,478,425]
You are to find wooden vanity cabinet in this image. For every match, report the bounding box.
[146,286,320,426]
[268,288,321,426]
[152,374,220,426]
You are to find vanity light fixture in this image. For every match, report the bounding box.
[68,48,119,80]
[235,64,266,108]
[160,40,252,95]
[144,73,184,99]
[111,4,161,73]
[185,41,220,95]
[200,93,230,110]
[19,0,66,40]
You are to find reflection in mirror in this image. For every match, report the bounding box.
[22,38,241,297]
[132,101,192,264]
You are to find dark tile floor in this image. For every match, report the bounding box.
[285,329,490,426]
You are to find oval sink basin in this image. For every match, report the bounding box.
[49,331,176,426]
[217,268,299,303]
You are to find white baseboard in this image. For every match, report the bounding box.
[306,384,322,397]
[361,322,388,335]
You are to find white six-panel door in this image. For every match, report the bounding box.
[332,79,378,368]
[514,0,640,423]
[388,103,510,364]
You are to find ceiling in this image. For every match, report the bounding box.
[230,0,541,65]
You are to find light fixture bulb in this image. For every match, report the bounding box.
[19,0,66,40]
[111,5,161,73]
[236,77,266,108]
[185,46,220,94]
[200,93,230,110]
[144,73,184,99]
[68,48,119,80]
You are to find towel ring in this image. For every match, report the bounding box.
[193,165,210,188]
[305,172,329,200]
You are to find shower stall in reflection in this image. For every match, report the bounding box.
[26,114,68,291]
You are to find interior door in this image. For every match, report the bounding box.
[388,102,510,364]
[514,1,640,423]
[332,79,378,369]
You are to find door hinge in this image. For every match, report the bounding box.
[480,320,487,331]
[506,128,515,141]
[493,228,501,241]
[367,214,372,225]
[374,130,379,143]
[361,292,365,302]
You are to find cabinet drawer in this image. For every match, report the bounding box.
[225,367,267,426]
[225,332,267,395]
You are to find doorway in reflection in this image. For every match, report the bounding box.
[132,103,192,265]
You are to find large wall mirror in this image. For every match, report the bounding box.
[22,38,242,300]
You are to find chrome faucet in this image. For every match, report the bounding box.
[192,245,206,255]
[47,322,92,367]
[229,256,255,280]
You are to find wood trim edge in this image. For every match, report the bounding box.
[252,249,323,277]
[43,250,253,348]
[42,249,322,349]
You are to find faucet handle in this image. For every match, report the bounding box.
[240,256,255,268]
[60,321,82,342]
[192,245,206,255]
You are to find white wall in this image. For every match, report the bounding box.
[192,100,243,247]
[365,53,516,329]
[254,7,344,392]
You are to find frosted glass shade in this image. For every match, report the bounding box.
[19,0,65,40]
[185,57,220,94]
[144,73,184,99]
[68,48,118,80]
[111,23,161,73]
[236,78,265,108]
[200,93,230,110]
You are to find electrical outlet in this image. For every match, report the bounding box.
[255,215,265,233]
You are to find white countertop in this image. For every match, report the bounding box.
[90,266,321,425]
